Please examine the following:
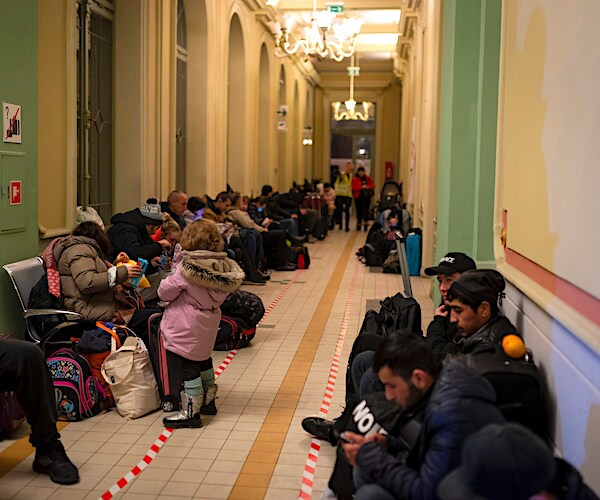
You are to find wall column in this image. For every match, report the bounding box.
[435,0,501,270]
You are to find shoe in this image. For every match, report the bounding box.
[163,392,203,428]
[306,235,318,244]
[301,416,335,442]
[288,234,307,245]
[243,272,267,285]
[275,263,296,271]
[33,440,79,485]
[363,224,369,232]
[200,384,218,415]
[356,225,361,231]
[258,271,271,281]
[345,227,350,232]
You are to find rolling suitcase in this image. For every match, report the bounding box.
[147,312,183,412]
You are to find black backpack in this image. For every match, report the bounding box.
[27,274,66,341]
[379,292,422,336]
[214,316,256,351]
[220,290,265,327]
[468,349,551,443]
[364,223,391,267]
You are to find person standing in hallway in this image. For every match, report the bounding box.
[351,167,375,231]
[334,162,353,232]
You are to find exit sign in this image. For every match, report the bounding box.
[326,2,344,13]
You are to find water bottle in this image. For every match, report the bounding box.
[128,258,148,287]
[159,250,168,269]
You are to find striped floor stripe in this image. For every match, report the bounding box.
[299,261,360,499]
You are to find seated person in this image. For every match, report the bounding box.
[247,196,304,242]
[262,185,319,241]
[183,196,205,226]
[438,422,598,500]
[160,190,188,230]
[226,193,295,272]
[341,331,504,500]
[0,339,79,484]
[54,221,157,340]
[201,192,231,223]
[424,252,477,362]
[150,214,182,258]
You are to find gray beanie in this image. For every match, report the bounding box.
[139,203,164,224]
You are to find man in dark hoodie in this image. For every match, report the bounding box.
[341,332,504,499]
[160,190,188,230]
[107,202,172,276]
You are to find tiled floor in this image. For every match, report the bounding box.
[0,227,433,500]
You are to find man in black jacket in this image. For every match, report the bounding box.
[341,332,505,499]
[438,422,599,500]
[160,190,188,230]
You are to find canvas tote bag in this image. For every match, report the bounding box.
[101,335,160,418]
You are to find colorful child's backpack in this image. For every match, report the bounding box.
[46,348,105,421]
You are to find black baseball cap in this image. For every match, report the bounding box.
[424,252,476,276]
[437,423,555,500]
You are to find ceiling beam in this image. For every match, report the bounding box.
[276,0,406,11]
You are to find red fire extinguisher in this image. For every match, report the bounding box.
[385,161,394,180]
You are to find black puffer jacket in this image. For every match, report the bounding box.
[107,209,163,273]
[425,307,460,363]
[438,314,520,360]
[355,360,505,500]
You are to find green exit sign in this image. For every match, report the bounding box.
[326,3,344,13]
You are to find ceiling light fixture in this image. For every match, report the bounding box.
[332,55,372,121]
[268,0,363,62]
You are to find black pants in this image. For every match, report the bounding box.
[0,339,59,447]
[180,356,213,381]
[354,196,371,226]
[335,196,352,230]
[227,235,258,274]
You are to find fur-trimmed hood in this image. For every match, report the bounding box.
[178,249,244,292]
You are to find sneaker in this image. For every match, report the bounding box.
[307,235,318,244]
[33,440,79,485]
[301,416,335,442]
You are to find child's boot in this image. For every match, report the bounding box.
[163,377,204,428]
[200,369,218,415]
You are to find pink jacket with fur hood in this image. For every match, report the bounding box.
[157,249,244,361]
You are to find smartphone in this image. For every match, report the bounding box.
[338,432,353,444]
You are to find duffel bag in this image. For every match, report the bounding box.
[221,290,265,327]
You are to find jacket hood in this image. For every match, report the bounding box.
[178,249,244,292]
[431,359,497,408]
[200,195,220,215]
[53,235,103,262]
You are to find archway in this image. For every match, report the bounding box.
[227,14,246,192]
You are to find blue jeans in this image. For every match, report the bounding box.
[353,467,396,500]
[351,351,384,400]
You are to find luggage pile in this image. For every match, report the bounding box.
[215,290,266,350]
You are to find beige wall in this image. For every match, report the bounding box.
[38,0,73,236]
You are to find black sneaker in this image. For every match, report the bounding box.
[33,440,79,485]
[301,416,335,442]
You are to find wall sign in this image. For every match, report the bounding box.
[3,102,22,143]
[9,180,22,205]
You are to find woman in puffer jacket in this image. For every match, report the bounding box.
[158,219,244,429]
[53,221,155,339]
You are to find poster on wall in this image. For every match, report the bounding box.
[3,102,22,144]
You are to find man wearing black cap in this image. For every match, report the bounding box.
[438,422,598,500]
[424,252,477,361]
[442,269,520,358]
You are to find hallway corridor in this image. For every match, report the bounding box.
[0,229,433,500]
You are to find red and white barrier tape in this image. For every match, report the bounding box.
[100,428,174,500]
[98,266,305,499]
[299,262,360,500]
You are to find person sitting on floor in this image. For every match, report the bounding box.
[160,190,188,230]
[0,338,79,484]
[438,422,599,500]
[340,331,504,500]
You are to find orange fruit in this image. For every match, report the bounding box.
[502,334,527,359]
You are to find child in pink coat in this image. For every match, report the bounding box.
[158,219,244,428]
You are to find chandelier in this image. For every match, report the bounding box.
[332,55,372,121]
[268,0,363,62]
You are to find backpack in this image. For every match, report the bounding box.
[468,349,550,442]
[293,245,310,269]
[221,290,265,327]
[27,274,66,341]
[46,348,105,421]
[214,316,257,351]
[364,223,391,267]
[379,292,422,336]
